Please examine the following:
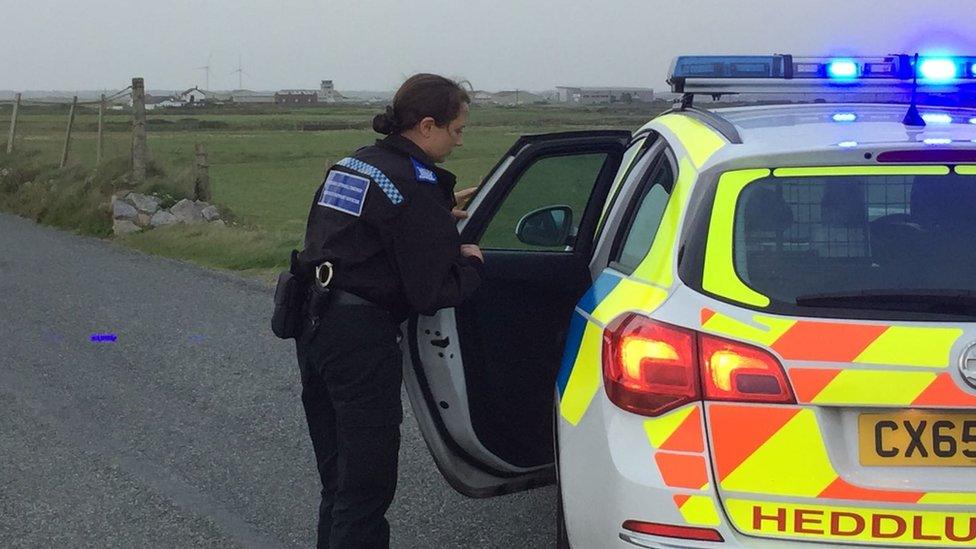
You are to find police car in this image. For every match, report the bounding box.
[402,54,976,547]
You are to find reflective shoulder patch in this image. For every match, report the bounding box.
[411,157,438,184]
[336,157,404,205]
[318,169,370,217]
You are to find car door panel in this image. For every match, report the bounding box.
[403,130,631,496]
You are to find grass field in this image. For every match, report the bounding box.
[0,102,667,282]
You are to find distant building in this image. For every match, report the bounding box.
[556,86,654,104]
[145,95,185,111]
[470,90,546,106]
[471,90,495,104]
[275,90,319,105]
[318,80,345,103]
[492,90,545,106]
[180,87,209,104]
[231,90,275,104]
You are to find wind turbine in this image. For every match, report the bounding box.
[195,54,213,90]
[229,54,251,90]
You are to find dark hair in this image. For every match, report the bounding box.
[372,73,471,135]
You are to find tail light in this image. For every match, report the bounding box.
[699,332,795,404]
[602,315,699,416]
[602,314,795,417]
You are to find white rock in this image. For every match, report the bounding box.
[201,205,220,221]
[150,210,178,227]
[171,198,204,224]
[113,219,141,236]
[112,198,138,220]
[212,219,226,228]
[126,192,160,214]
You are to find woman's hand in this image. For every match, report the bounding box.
[452,187,477,220]
[460,244,484,263]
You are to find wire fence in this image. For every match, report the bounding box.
[3,79,210,200]
[0,86,132,107]
[3,84,138,167]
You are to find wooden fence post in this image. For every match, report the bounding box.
[97,93,105,165]
[5,92,20,154]
[59,96,78,168]
[131,77,148,183]
[194,143,211,201]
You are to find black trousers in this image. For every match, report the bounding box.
[295,302,403,549]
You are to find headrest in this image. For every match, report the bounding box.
[821,183,866,228]
[911,177,976,229]
[744,187,794,233]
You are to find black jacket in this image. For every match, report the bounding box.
[301,135,483,322]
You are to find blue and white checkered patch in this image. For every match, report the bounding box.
[318,170,370,217]
[411,157,438,184]
[336,157,404,205]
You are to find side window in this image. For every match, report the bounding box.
[596,135,652,237]
[479,153,609,251]
[611,152,677,273]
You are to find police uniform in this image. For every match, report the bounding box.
[295,134,483,548]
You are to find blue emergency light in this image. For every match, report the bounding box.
[669,54,976,95]
[827,60,858,79]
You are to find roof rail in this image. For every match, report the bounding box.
[663,105,743,145]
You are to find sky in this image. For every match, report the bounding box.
[3,0,976,93]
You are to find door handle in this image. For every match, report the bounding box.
[430,337,450,348]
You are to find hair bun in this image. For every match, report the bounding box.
[372,105,398,135]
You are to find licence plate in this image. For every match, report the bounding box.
[859,411,976,466]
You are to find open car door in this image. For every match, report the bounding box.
[402,130,630,497]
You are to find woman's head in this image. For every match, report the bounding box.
[372,73,470,163]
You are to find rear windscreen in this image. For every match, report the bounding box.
[734,173,976,307]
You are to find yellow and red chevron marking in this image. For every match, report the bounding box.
[655,453,710,490]
[700,308,963,368]
[644,406,704,452]
[707,404,975,506]
[645,406,711,490]
[791,369,976,407]
[644,405,722,526]
[673,494,722,527]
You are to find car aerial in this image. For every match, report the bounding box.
[402,54,976,548]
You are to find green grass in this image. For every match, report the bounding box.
[0,102,668,281]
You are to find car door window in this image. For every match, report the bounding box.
[612,151,676,273]
[479,153,610,251]
[596,134,653,238]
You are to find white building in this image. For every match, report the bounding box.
[556,86,654,104]
[177,87,211,105]
[145,96,185,110]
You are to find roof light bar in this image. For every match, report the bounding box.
[919,58,958,81]
[669,53,976,95]
[827,60,859,79]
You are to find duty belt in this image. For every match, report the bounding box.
[312,261,378,308]
[329,289,377,308]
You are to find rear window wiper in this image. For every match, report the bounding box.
[795,289,976,317]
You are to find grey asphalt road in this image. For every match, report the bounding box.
[0,212,555,548]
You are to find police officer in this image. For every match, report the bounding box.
[295,74,484,548]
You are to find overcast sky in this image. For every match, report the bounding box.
[3,0,976,92]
